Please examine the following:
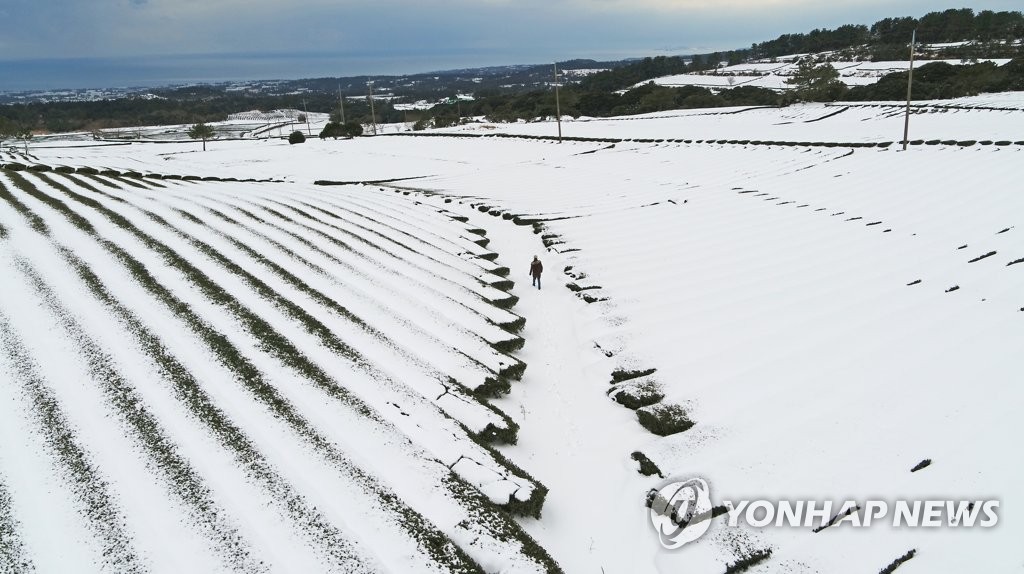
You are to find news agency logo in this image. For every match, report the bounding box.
[645,477,714,549]
[647,476,1000,549]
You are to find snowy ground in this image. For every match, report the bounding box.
[646,58,1014,91]
[3,93,1023,573]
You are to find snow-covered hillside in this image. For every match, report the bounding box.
[3,94,1022,573]
[646,59,1013,91]
[0,169,557,573]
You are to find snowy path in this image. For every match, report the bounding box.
[446,202,664,573]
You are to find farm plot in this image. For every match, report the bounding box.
[398,132,1024,573]
[0,170,559,573]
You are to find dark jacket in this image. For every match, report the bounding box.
[530,260,543,278]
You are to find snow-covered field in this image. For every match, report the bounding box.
[2,93,1023,573]
[647,58,1013,91]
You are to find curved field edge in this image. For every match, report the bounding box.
[0,171,561,573]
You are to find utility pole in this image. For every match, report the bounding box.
[338,83,346,124]
[367,80,378,135]
[902,30,916,151]
[553,62,563,143]
[302,98,311,135]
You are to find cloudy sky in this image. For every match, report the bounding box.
[0,0,1019,89]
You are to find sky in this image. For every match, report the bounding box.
[0,0,1021,90]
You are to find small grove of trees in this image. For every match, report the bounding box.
[318,121,363,139]
[0,117,14,151]
[422,82,785,124]
[752,8,1024,59]
[847,56,1024,100]
[0,118,34,154]
[785,59,848,102]
[187,122,216,151]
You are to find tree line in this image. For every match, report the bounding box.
[751,8,1024,59]
[3,7,1023,137]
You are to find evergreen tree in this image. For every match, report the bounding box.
[786,59,847,102]
[187,122,216,151]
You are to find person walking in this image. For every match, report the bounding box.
[529,255,543,290]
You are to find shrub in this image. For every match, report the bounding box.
[512,216,540,226]
[610,368,657,383]
[499,359,527,381]
[473,376,512,399]
[489,278,514,291]
[28,164,52,172]
[498,315,526,334]
[725,549,773,574]
[879,549,916,574]
[491,336,525,354]
[637,403,694,436]
[489,294,519,309]
[288,130,306,145]
[609,378,665,410]
[54,165,76,173]
[3,162,27,171]
[631,451,663,477]
[319,122,344,139]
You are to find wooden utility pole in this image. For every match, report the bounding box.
[554,63,563,143]
[338,83,346,124]
[302,98,311,135]
[367,80,378,135]
[902,30,916,151]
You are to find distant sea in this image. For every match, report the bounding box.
[0,50,500,92]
